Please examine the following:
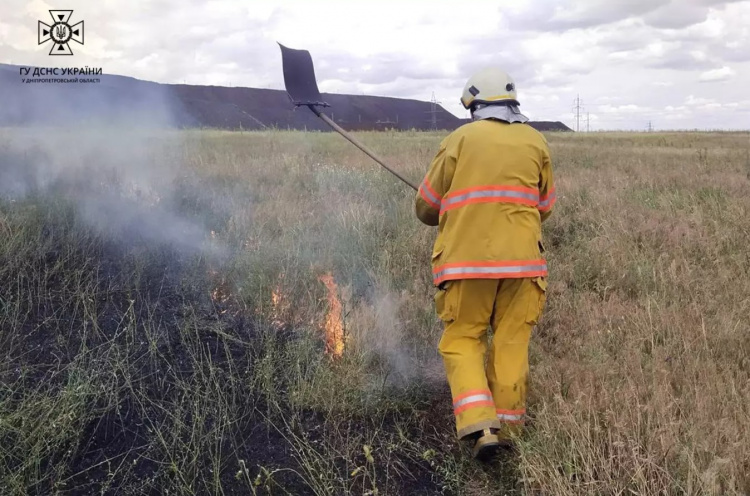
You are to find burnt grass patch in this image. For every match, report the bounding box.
[0,199,481,495]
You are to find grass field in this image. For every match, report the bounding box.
[1,128,749,495]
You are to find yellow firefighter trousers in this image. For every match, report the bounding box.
[435,277,547,440]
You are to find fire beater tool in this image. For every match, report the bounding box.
[278,43,418,191]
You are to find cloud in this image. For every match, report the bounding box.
[686,95,717,105]
[643,2,715,28]
[317,51,458,87]
[606,42,717,72]
[598,104,655,114]
[506,0,746,33]
[699,66,736,81]
[505,0,669,31]
[1,0,749,130]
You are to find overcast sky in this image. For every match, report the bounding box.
[1,0,748,130]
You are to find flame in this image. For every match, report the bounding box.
[207,267,231,315]
[270,282,285,328]
[319,272,345,358]
[210,277,231,314]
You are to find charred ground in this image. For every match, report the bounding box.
[0,129,513,495]
[1,129,748,495]
[0,219,469,494]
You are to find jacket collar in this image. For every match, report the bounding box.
[472,104,529,124]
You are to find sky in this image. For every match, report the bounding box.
[0,0,748,130]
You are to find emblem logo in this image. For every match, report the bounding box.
[39,10,84,56]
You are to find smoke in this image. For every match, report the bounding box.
[0,69,224,258]
[349,282,444,389]
[369,290,421,384]
[306,165,444,388]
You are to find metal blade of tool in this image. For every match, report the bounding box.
[278,43,329,107]
[278,43,418,191]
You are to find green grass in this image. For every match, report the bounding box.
[0,128,749,495]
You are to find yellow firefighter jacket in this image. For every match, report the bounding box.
[415,119,556,286]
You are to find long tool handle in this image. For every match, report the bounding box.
[308,106,418,191]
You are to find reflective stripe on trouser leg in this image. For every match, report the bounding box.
[437,279,503,438]
[486,278,541,441]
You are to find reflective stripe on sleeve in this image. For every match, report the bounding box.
[433,260,548,285]
[538,188,557,212]
[419,178,442,210]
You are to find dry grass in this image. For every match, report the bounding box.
[524,131,750,494]
[0,128,748,495]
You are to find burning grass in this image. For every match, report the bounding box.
[319,272,346,358]
[0,128,749,494]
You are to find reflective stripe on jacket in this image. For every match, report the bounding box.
[415,119,555,286]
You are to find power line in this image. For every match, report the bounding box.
[230,103,267,129]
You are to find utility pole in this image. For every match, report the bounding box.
[572,94,584,132]
[586,112,591,133]
[426,92,441,130]
[647,121,653,132]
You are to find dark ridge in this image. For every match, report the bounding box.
[455,117,573,132]
[528,121,574,131]
[0,64,572,132]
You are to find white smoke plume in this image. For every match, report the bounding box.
[0,70,223,257]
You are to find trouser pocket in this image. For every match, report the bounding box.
[526,277,547,325]
[435,281,458,322]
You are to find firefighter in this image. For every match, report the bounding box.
[415,67,556,460]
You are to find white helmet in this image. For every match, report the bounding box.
[461,68,519,110]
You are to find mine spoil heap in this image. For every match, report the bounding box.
[0,64,572,132]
